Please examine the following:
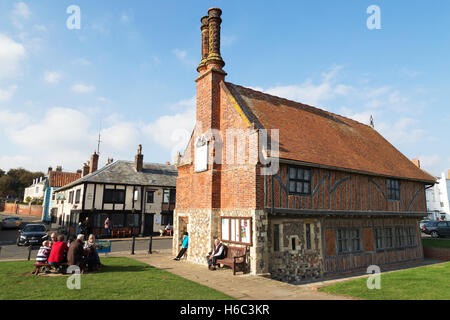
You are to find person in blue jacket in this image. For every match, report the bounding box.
[174,232,189,261]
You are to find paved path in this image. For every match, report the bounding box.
[127,250,352,300]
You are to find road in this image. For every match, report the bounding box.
[0,237,172,260]
[1,213,173,260]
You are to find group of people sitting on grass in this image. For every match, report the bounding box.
[36,232,104,274]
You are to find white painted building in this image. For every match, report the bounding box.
[426,170,450,221]
[54,147,177,237]
[23,177,47,202]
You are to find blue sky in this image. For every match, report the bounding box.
[0,0,449,176]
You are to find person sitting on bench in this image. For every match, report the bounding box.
[174,232,189,261]
[206,239,226,271]
[36,240,51,274]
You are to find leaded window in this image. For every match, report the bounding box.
[288,167,312,195]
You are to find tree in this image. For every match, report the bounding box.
[0,169,5,178]
[0,168,45,199]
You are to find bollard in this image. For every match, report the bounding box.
[27,245,32,261]
[0,246,2,257]
[148,235,153,254]
[131,236,135,255]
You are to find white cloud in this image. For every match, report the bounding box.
[0,85,18,102]
[44,71,62,84]
[0,109,28,128]
[143,97,196,158]
[263,66,351,106]
[0,34,26,80]
[173,49,187,61]
[71,83,96,94]
[377,118,426,145]
[72,58,92,66]
[98,96,112,103]
[13,2,31,19]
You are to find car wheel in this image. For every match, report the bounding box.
[431,231,439,238]
[16,238,21,246]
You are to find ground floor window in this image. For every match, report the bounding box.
[273,224,280,252]
[161,212,173,226]
[221,217,252,245]
[384,227,393,248]
[127,213,141,228]
[336,228,349,253]
[374,228,383,249]
[305,224,312,250]
[406,226,416,246]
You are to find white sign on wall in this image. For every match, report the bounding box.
[194,135,208,173]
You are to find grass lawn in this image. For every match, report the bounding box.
[319,262,450,300]
[422,238,450,248]
[0,257,233,300]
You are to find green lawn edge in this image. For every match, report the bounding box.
[318,261,450,300]
[0,257,234,300]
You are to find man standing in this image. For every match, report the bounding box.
[104,217,111,238]
[206,239,226,270]
[82,217,91,238]
[174,232,189,261]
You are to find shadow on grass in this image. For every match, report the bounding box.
[95,264,155,274]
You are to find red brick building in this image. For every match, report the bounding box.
[173,8,436,282]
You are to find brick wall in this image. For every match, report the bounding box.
[1,203,42,217]
[423,246,450,261]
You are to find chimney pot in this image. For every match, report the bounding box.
[82,161,90,177]
[205,7,225,70]
[56,166,63,172]
[197,16,210,72]
[48,167,53,174]
[411,158,421,168]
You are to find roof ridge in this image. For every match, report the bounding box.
[226,82,373,130]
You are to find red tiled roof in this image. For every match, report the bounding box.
[49,171,81,187]
[225,82,436,183]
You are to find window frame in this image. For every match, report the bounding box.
[273,224,280,252]
[146,190,155,204]
[288,166,312,196]
[103,189,126,205]
[220,217,252,246]
[386,179,401,201]
[336,228,349,254]
[75,189,81,204]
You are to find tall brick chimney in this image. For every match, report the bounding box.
[90,152,99,174]
[196,7,226,134]
[411,158,421,168]
[82,161,90,177]
[193,8,226,209]
[135,144,144,172]
[47,167,53,174]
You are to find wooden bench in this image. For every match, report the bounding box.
[33,262,68,275]
[216,246,248,275]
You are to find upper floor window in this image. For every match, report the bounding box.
[163,189,176,204]
[75,189,81,204]
[104,189,125,204]
[387,179,400,200]
[288,167,312,195]
[147,191,155,203]
[68,191,74,204]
